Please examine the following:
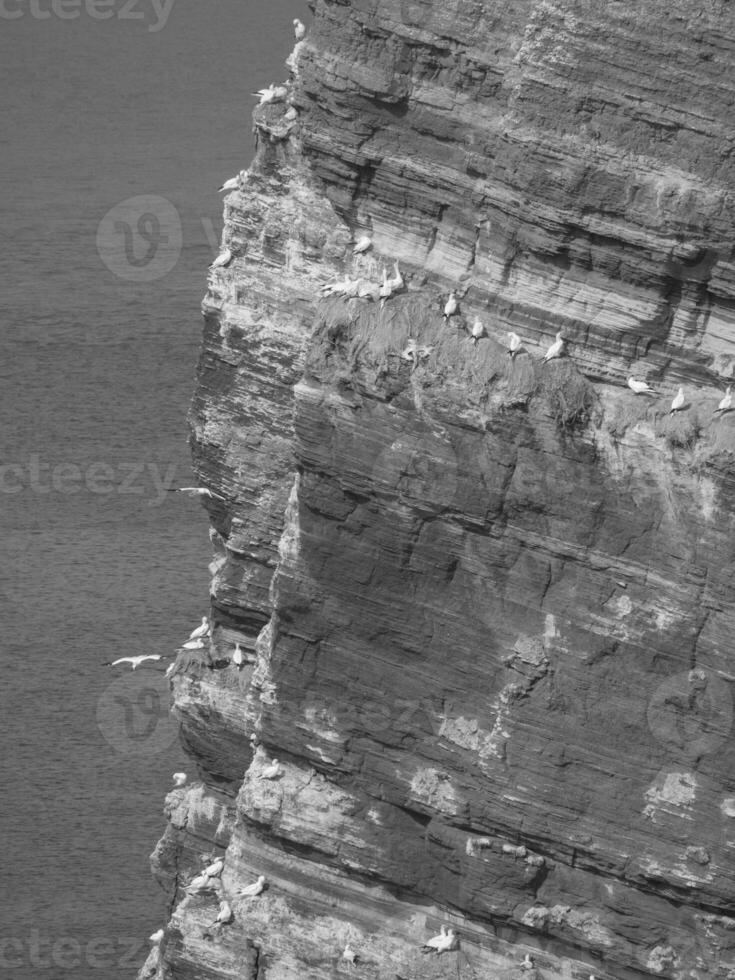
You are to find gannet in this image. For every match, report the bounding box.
[172,772,187,787]
[149,929,164,944]
[387,261,404,291]
[203,856,224,878]
[669,386,685,414]
[471,317,485,345]
[508,331,521,358]
[233,644,245,669]
[443,291,458,319]
[714,385,733,414]
[342,943,358,966]
[103,654,162,670]
[187,872,214,893]
[165,661,176,677]
[253,84,288,105]
[543,331,564,362]
[165,487,226,501]
[293,18,306,40]
[189,616,210,640]
[237,874,266,898]
[379,267,393,302]
[352,235,372,254]
[259,758,281,780]
[421,926,455,953]
[210,248,232,269]
[182,637,205,650]
[217,175,240,193]
[627,377,656,395]
[521,954,534,970]
[209,900,233,928]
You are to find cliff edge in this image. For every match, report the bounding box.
[140,1,735,977]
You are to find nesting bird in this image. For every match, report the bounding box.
[507,331,521,358]
[421,925,455,954]
[259,758,281,780]
[352,235,372,254]
[342,943,358,966]
[237,874,266,898]
[669,386,685,414]
[149,929,164,945]
[182,637,205,650]
[293,18,306,40]
[627,377,656,395]
[210,248,233,270]
[172,772,187,787]
[443,291,458,320]
[209,900,234,929]
[470,317,485,345]
[521,954,535,970]
[233,644,245,669]
[202,856,225,879]
[189,617,210,640]
[543,331,564,362]
[714,385,733,414]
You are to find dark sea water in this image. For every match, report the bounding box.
[0,2,304,976]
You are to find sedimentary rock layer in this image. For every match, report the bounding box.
[141,1,735,978]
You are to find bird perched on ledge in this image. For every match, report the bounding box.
[352,235,372,254]
[508,331,522,358]
[421,925,456,954]
[470,317,485,345]
[443,291,458,320]
[714,385,732,415]
[188,616,210,640]
[233,643,245,669]
[543,331,564,362]
[293,18,306,40]
[259,758,281,780]
[149,929,164,945]
[342,943,358,967]
[669,386,685,414]
[237,874,266,898]
[253,84,288,105]
[172,772,187,787]
[627,376,656,395]
[210,248,232,270]
[208,900,234,929]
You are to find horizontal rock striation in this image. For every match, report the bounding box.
[142,1,735,978]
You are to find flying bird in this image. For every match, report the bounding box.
[543,331,564,362]
[237,874,266,898]
[102,655,162,670]
[172,772,187,787]
[165,487,225,501]
[470,317,485,345]
[714,385,733,414]
[293,18,306,40]
[669,386,685,414]
[508,331,521,358]
[259,758,281,780]
[352,235,372,254]
[443,291,458,320]
[627,377,656,395]
[210,248,232,269]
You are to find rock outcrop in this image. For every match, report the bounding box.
[140,2,735,978]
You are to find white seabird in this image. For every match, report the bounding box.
[233,644,245,669]
[187,872,215,893]
[508,331,521,358]
[543,331,564,362]
[387,261,404,291]
[352,235,372,254]
[203,856,225,878]
[217,175,240,193]
[182,637,205,650]
[627,377,656,395]
[521,953,535,970]
[669,386,685,414]
[342,943,358,966]
[471,317,485,345]
[165,487,226,501]
[421,926,455,953]
[172,772,187,787]
[714,385,733,414]
[149,929,164,944]
[293,18,306,40]
[259,758,281,780]
[103,654,162,670]
[210,248,233,270]
[253,84,288,105]
[237,874,266,898]
[209,900,233,928]
[443,291,458,319]
[189,616,210,640]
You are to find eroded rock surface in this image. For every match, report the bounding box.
[141,1,735,978]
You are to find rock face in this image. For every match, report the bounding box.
[141,2,735,979]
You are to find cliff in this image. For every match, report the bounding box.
[140,1,735,978]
